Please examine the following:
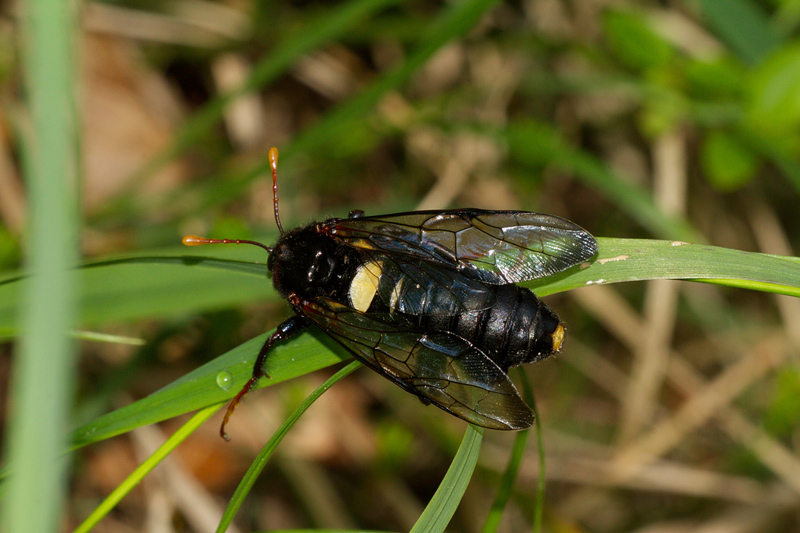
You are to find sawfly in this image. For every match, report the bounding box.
[184,148,598,439]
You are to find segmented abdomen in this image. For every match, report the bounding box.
[415,284,563,371]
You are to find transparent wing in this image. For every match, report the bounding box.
[325,209,598,284]
[298,296,534,430]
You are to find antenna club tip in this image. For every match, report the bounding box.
[182,235,207,246]
[268,147,279,171]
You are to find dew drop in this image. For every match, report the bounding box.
[216,370,233,390]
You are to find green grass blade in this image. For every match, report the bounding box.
[481,425,528,533]
[6,237,796,338]
[528,238,800,297]
[73,404,222,533]
[70,332,348,448]
[0,252,274,337]
[410,425,483,533]
[519,371,545,533]
[216,361,362,533]
[75,255,271,325]
[2,1,78,532]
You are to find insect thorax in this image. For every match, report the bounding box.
[270,224,359,301]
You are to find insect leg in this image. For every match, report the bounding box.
[254,315,309,379]
[219,315,309,440]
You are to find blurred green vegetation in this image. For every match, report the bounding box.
[2,0,800,532]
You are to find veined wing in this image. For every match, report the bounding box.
[296,296,534,430]
[324,209,597,284]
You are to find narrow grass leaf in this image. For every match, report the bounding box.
[481,424,528,533]
[518,371,545,533]
[528,238,800,297]
[3,1,78,532]
[6,237,795,338]
[216,361,362,533]
[410,425,484,533]
[71,332,348,448]
[0,254,273,336]
[73,403,222,533]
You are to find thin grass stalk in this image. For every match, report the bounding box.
[410,425,484,533]
[217,361,362,532]
[480,429,529,533]
[518,373,546,533]
[2,0,79,532]
[74,404,222,533]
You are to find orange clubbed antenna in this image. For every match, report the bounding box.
[181,235,272,253]
[180,147,292,440]
[268,147,285,235]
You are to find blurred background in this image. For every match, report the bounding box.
[2,0,800,531]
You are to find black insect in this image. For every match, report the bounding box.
[184,148,598,439]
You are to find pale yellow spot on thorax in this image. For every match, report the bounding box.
[349,260,383,312]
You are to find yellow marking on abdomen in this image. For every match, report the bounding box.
[551,324,565,352]
[388,277,406,312]
[349,260,383,312]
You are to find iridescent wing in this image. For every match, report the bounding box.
[323,209,598,284]
[296,296,534,430]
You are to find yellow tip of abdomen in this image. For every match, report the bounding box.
[551,324,565,352]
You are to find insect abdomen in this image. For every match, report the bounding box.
[423,284,563,371]
[343,255,565,373]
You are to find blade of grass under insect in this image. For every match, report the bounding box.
[409,425,484,533]
[73,403,222,533]
[216,361,361,533]
[518,371,545,533]
[481,422,529,533]
[77,255,271,325]
[527,238,800,298]
[5,236,796,340]
[71,331,348,448]
[2,1,78,532]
